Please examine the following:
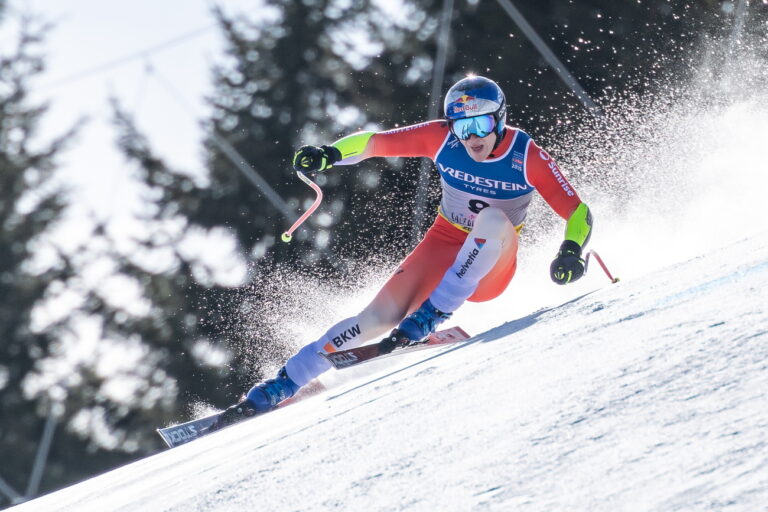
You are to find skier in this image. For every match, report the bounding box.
[212,75,592,428]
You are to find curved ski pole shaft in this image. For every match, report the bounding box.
[585,250,619,283]
[281,171,324,242]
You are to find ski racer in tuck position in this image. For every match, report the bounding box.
[213,75,593,427]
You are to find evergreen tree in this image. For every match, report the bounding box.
[89,3,455,447]
[105,1,456,391]
[0,2,755,505]
[103,102,254,429]
[0,18,244,504]
[0,20,88,504]
[190,0,726,270]
[190,1,444,274]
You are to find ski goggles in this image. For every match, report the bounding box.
[449,114,497,140]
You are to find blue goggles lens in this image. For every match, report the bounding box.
[450,114,497,140]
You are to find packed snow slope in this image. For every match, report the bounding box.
[12,231,768,510]
[14,39,768,512]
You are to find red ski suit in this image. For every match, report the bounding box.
[326,121,583,352]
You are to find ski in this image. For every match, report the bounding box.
[158,328,470,447]
[320,326,471,370]
[157,413,220,448]
[157,380,326,448]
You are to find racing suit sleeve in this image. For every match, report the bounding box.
[331,120,450,165]
[525,140,592,247]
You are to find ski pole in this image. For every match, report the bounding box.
[281,171,323,243]
[585,250,619,283]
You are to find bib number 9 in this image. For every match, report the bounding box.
[468,199,490,214]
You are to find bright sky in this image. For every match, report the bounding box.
[10,0,253,236]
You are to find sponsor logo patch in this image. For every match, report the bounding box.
[456,248,480,279]
[538,150,574,196]
[450,212,475,228]
[511,151,525,171]
[453,104,479,114]
[167,425,199,444]
[382,122,435,135]
[326,351,359,369]
[451,94,479,114]
[438,163,529,193]
[546,160,574,197]
[332,324,362,348]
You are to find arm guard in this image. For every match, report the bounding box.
[564,202,593,248]
[331,131,375,164]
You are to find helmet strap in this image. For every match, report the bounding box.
[492,124,506,151]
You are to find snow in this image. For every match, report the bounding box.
[10,228,768,511]
[10,26,768,512]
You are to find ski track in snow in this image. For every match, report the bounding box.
[12,230,768,511]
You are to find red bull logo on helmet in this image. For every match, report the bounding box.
[451,94,479,114]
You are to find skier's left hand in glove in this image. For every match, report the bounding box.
[550,240,585,285]
[292,144,342,174]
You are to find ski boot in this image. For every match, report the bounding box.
[378,299,452,355]
[207,366,300,432]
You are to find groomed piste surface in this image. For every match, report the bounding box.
[13,228,768,511]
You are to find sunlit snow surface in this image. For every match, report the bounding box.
[13,35,768,512]
[12,229,768,511]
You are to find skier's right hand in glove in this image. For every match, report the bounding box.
[292,145,342,174]
[550,240,585,285]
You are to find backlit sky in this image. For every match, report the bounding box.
[8,0,254,241]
